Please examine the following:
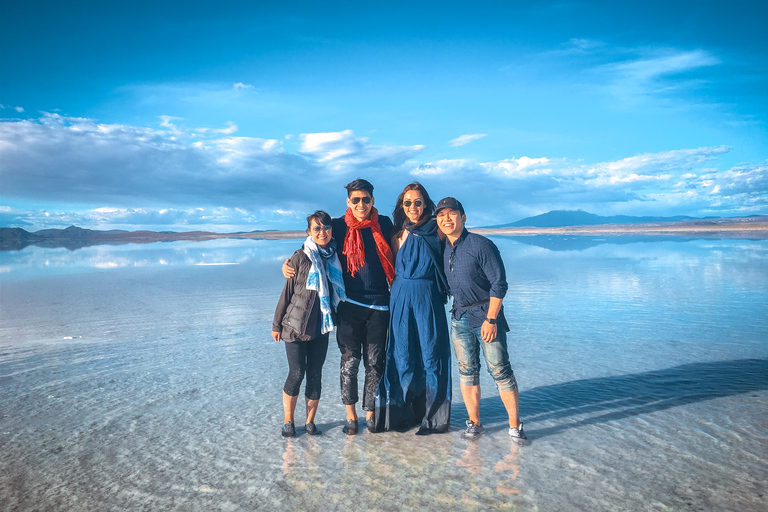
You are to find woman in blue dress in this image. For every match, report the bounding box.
[375,182,451,435]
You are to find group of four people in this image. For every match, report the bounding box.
[271,179,527,444]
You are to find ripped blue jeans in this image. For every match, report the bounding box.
[450,315,517,392]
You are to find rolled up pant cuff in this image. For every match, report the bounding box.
[459,374,481,387]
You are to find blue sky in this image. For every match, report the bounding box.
[1,0,766,231]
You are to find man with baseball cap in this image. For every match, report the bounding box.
[435,197,528,444]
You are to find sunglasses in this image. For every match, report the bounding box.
[350,196,372,205]
[403,200,423,208]
[311,225,332,232]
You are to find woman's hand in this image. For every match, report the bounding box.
[272,331,281,342]
[282,259,296,278]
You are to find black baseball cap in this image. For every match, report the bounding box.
[435,197,465,215]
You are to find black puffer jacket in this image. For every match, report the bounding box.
[272,249,326,342]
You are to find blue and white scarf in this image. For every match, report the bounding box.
[303,236,347,334]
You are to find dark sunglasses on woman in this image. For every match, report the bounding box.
[403,200,423,208]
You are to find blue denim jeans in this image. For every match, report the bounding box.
[450,315,518,392]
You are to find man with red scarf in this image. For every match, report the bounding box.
[283,179,394,435]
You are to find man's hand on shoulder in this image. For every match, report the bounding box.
[282,259,295,278]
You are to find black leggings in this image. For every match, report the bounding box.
[283,333,329,400]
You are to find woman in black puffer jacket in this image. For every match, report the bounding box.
[272,211,346,437]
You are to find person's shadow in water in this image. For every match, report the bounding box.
[477,359,768,437]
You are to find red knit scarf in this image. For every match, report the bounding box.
[343,207,395,285]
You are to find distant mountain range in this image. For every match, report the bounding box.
[484,210,721,228]
[0,225,303,251]
[2,211,765,251]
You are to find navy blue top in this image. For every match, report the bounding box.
[332,215,394,307]
[443,228,510,331]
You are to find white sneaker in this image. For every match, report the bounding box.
[508,422,529,445]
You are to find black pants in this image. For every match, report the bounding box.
[283,333,329,400]
[336,301,389,411]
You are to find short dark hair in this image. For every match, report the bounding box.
[306,210,332,231]
[344,178,374,197]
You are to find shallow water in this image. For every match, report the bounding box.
[1,237,767,511]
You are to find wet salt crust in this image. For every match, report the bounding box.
[1,237,767,511]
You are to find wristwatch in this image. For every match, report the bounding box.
[485,317,497,325]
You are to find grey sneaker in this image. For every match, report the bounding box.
[508,422,529,445]
[461,420,484,439]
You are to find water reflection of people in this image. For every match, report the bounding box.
[495,443,522,495]
[456,440,522,498]
[375,182,451,435]
[456,440,485,476]
[282,439,296,475]
[272,211,346,437]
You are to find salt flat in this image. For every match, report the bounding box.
[1,237,766,511]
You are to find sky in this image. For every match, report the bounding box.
[1,0,767,231]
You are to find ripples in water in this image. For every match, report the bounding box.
[1,237,766,511]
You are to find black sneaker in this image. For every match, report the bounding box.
[508,422,529,445]
[366,417,376,433]
[342,419,358,435]
[415,426,431,436]
[281,421,296,438]
[305,421,321,436]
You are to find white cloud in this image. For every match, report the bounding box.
[589,146,729,174]
[407,145,760,226]
[0,115,427,228]
[301,130,356,161]
[482,156,552,176]
[697,162,768,204]
[597,48,720,104]
[213,136,283,165]
[213,121,238,135]
[449,134,487,147]
[574,146,731,190]
[412,159,476,176]
[158,115,184,128]
[0,205,274,232]
[233,82,255,90]
[299,129,424,172]
[611,49,719,82]
[531,42,723,109]
[0,113,307,208]
[1,113,763,230]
